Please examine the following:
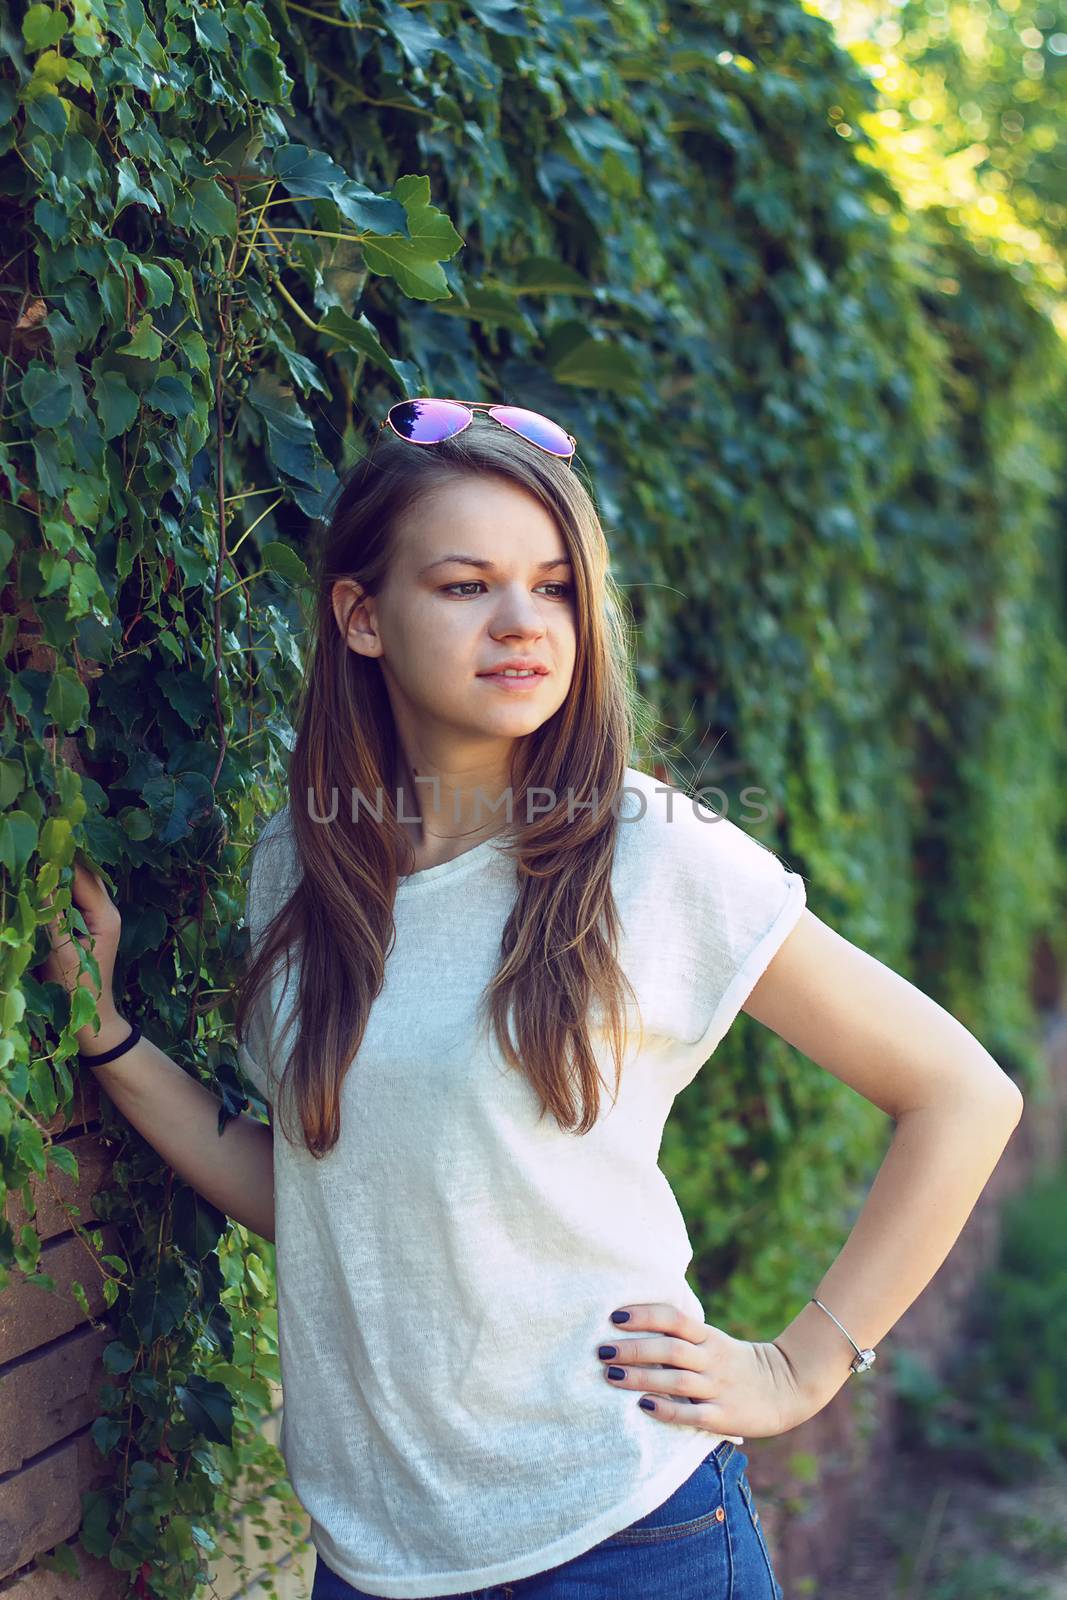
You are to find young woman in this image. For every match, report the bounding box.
[45,398,1024,1600]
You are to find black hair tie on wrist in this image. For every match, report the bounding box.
[77,1020,141,1066]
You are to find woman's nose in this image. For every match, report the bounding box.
[490,594,547,635]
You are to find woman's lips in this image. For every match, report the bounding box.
[478,671,548,692]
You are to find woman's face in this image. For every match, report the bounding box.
[335,473,578,765]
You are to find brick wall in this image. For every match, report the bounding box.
[0,1073,127,1598]
[0,1065,318,1600]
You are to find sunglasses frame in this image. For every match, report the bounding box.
[381,397,577,462]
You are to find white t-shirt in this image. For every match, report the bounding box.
[238,765,807,1599]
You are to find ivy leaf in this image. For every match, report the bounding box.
[246,372,322,488]
[114,313,162,360]
[243,44,290,103]
[47,1143,79,1179]
[34,1544,79,1579]
[193,9,229,52]
[69,985,100,1033]
[203,1298,236,1363]
[44,666,89,732]
[23,4,68,50]
[464,0,531,36]
[271,144,409,237]
[0,758,23,807]
[144,372,195,420]
[185,176,238,240]
[317,307,404,387]
[431,286,536,336]
[115,902,168,961]
[142,770,215,844]
[176,1373,235,1446]
[261,540,311,587]
[21,360,73,427]
[171,1186,227,1261]
[34,197,72,247]
[90,1415,126,1457]
[8,669,52,741]
[361,174,464,302]
[270,339,331,399]
[550,332,644,391]
[102,1341,137,1374]
[118,807,153,840]
[67,560,106,618]
[0,812,38,874]
[38,815,75,867]
[379,0,452,73]
[564,116,641,189]
[19,1271,56,1292]
[25,92,69,138]
[114,158,161,223]
[129,1258,189,1342]
[92,369,139,439]
[78,1491,113,1558]
[131,259,174,310]
[287,458,340,513]
[156,670,213,730]
[15,1121,46,1177]
[511,256,596,295]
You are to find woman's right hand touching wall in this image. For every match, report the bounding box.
[41,860,130,1055]
[34,858,277,1244]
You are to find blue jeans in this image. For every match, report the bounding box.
[310,1440,785,1599]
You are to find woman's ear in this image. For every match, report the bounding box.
[331,578,382,660]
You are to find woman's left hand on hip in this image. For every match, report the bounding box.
[597,1301,812,1438]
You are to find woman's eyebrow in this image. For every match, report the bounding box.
[418,554,573,575]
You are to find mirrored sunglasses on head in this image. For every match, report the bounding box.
[383,397,576,462]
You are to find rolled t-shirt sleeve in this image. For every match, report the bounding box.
[236,990,274,1106]
[235,810,294,1108]
[668,795,807,1063]
[235,841,273,1105]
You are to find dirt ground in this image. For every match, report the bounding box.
[821,1442,1067,1599]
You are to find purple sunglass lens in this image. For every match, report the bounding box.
[489,406,573,457]
[388,399,472,444]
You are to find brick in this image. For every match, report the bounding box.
[0,1228,121,1366]
[0,1327,110,1476]
[0,1430,114,1579]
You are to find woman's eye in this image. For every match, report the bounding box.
[441,582,572,598]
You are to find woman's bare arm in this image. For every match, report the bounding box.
[741,908,1023,1403]
[41,862,275,1245]
[83,1011,275,1244]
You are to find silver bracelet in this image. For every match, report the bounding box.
[811,1297,877,1374]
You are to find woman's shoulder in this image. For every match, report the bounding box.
[614,765,797,885]
[253,802,296,871]
[611,766,698,886]
[258,800,292,844]
[617,765,688,813]
[615,765,716,849]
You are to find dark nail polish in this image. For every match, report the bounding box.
[607,1365,626,1380]
[639,1397,656,1412]
[611,1310,630,1324]
[598,1345,617,1360]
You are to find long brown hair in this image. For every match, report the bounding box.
[231,413,659,1157]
